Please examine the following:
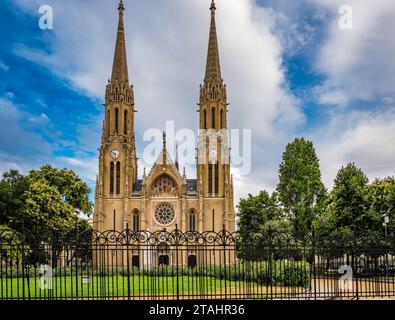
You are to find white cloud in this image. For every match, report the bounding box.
[310,0,395,105]
[55,157,98,183]
[0,95,97,188]
[5,0,395,206]
[298,0,395,189]
[316,107,395,187]
[11,0,304,204]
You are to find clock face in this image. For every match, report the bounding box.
[111,150,120,159]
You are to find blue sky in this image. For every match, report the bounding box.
[1,0,395,203]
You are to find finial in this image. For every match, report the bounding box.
[162,132,167,165]
[162,131,167,150]
[118,0,125,13]
[210,0,216,14]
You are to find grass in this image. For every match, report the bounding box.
[0,275,243,299]
[0,274,310,300]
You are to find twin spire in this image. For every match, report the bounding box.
[110,0,222,86]
[205,0,222,82]
[111,0,129,83]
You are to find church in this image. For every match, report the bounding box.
[93,0,236,236]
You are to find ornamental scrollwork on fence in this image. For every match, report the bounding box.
[1,227,393,249]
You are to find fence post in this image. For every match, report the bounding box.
[353,232,358,301]
[75,223,79,300]
[223,224,227,300]
[267,225,273,300]
[126,223,131,300]
[21,223,26,300]
[312,227,317,301]
[175,224,179,301]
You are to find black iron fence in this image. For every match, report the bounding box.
[1,226,394,300]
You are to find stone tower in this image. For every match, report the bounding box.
[197,0,235,232]
[93,1,137,231]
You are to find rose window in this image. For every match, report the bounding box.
[155,203,175,225]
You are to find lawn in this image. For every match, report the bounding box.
[1,275,259,299]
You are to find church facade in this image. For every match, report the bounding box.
[93,1,236,236]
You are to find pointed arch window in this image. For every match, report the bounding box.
[220,109,224,129]
[110,162,114,195]
[189,210,196,232]
[115,108,119,133]
[116,161,121,195]
[203,109,207,130]
[124,110,128,135]
[212,108,216,129]
[132,209,140,232]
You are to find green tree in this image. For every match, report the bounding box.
[237,191,282,241]
[329,163,380,237]
[0,170,29,225]
[0,166,93,244]
[367,177,395,237]
[0,224,30,264]
[277,138,326,237]
[29,165,92,215]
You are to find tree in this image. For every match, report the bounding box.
[29,165,92,216]
[0,166,93,244]
[237,191,282,241]
[367,177,395,238]
[0,224,30,264]
[0,170,29,225]
[277,138,326,237]
[237,191,290,260]
[329,163,380,238]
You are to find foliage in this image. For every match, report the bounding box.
[29,165,92,216]
[0,166,93,244]
[0,166,93,267]
[0,225,30,264]
[367,177,395,235]
[277,138,327,237]
[327,163,380,236]
[119,261,311,288]
[237,191,283,242]
[0,170,29,226]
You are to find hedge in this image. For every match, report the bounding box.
[0,260,311,288]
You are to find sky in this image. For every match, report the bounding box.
[1,0,395,206]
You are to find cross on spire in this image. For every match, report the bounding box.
[210,0,216,13]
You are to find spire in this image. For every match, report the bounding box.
[111,0,129,83]
[204,0,221,82]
